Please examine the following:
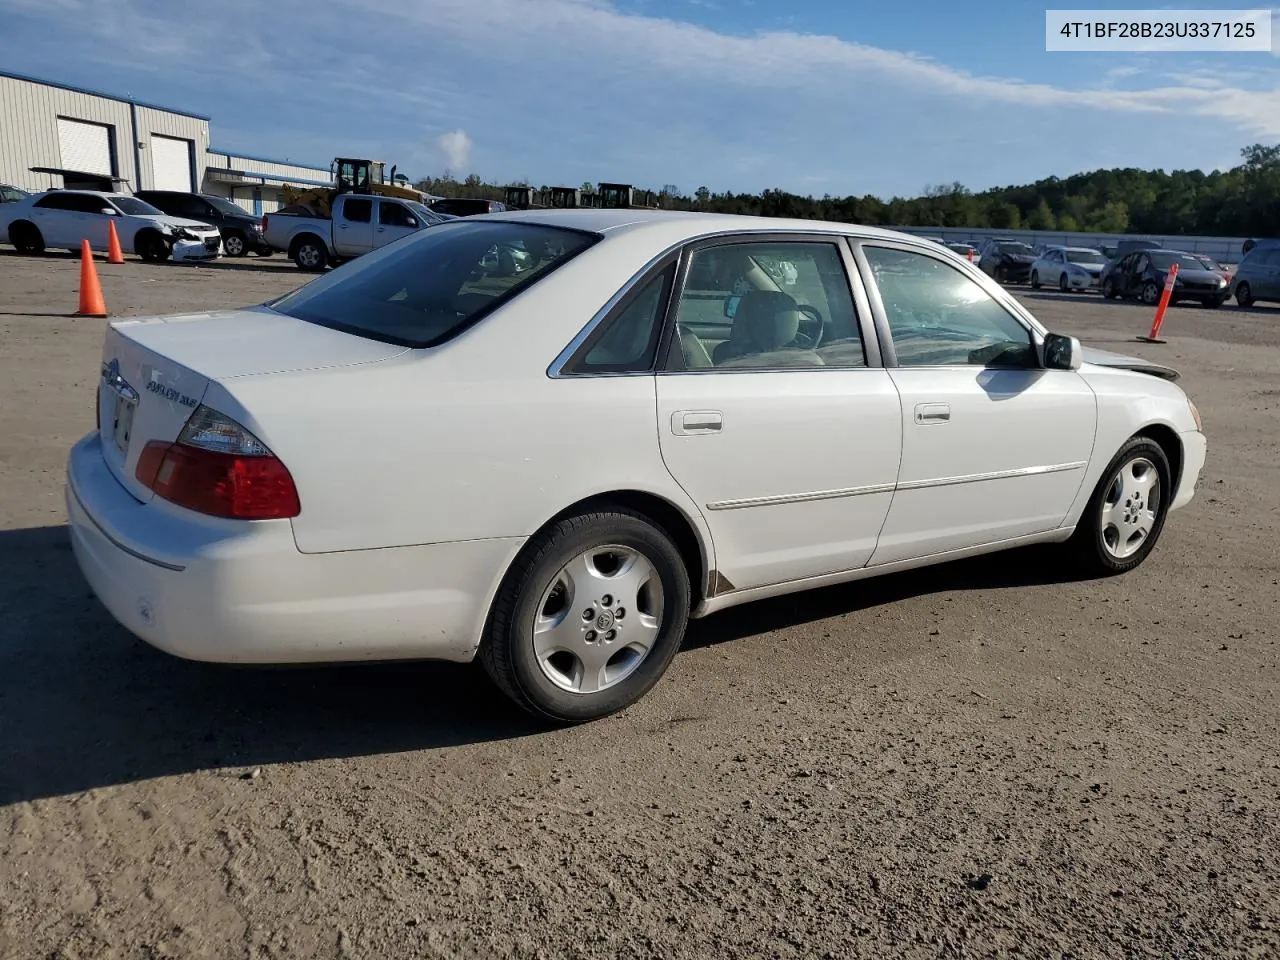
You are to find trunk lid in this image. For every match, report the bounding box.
[97,306,407,501]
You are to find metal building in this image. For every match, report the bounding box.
[0,71,333,212]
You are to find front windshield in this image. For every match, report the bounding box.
[1150,252,1206,271]
[205,196,246,216]
[111,196,164,216]
[269,220,598,347]
[1066,249,1106,264]
[997,243,1032,255]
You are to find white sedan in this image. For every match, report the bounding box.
[1030,245,1109,292]
[66,210,1207,723]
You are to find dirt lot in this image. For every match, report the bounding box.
[1,251,1278,959]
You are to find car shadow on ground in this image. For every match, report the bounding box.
[0,523,1094,804]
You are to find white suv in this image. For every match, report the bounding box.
[0,190,223,261]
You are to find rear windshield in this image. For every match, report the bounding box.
[269,220,599,347]
[1065,249,1106,264]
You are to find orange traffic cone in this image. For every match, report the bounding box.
[106,220,125,264]
[77,239,108,317]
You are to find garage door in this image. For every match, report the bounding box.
[56,118,113,176]
[151,135,194,192]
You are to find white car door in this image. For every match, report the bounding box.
[373,200,421,248]
[854,241,1097,565]
[332,196,374,257]
[653,237,902,592]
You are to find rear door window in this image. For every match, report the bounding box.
[270,220,599,347]
[342,198,373,223]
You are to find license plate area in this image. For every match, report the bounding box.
[112,393,137,454]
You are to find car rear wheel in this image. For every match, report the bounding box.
[1029,270,1040,289]
[222,232,247,257]
[480,509,691,724]
[1101,277,1117,300]
[9,221,45,255]
[1141,280,1160,305]
[292,238,328,271]
[1068,437,1172,576]
[1236,282,1254,307]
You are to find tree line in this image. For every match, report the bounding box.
[416,144,1280,238]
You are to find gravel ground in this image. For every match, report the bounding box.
[1,252,1278,959]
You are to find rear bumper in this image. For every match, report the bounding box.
[1171,429,1207,511]
[65,433,523,664]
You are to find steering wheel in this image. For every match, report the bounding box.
[792,304,825,348]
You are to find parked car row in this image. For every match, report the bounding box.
[0,189,223,262]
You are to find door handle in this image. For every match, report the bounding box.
[914,402,950,424]
[671,410,723,435]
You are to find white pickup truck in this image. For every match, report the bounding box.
[262,194,453,271]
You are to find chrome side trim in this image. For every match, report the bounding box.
[707,482,896,511]
[705,461,1087,512]
[895,460,1087,492]
[69,482,187,572]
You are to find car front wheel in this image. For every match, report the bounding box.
[480,509,692,723]
[222,232,247,257]
[1030,270,1040,289]
[1141,280,1160,305]
[1101,277,1117,300]
[1236,282,1254,307]
[1059,273,1070,292]
[137,231,171,262]
[1069,436,1172,575]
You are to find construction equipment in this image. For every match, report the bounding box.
[280,158,424,218]
[548,187,581,209]
[504,185,542,210]
[598,183,634,209]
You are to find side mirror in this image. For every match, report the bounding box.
[406,217,418,228]
[724,295,741,319]
[1043,332,1082,371]
[100,207,117,215]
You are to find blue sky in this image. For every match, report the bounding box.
[3,0,1279,198]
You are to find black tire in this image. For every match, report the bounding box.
[222,231,248,257]
[1059,272,1070,293]
[9,221,45,255]
[254,248,274,258]
[1068,436,1172,576]
[1101,277,1117,300]
[1202,297,1223,309]
[292,236,328,271]
[1236,282,1254,308]
[1030,270,1041,290]
[1141,280,1160,305]
[479,509,692,724]
[137,231,170,262]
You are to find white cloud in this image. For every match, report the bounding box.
[437,129,473,171]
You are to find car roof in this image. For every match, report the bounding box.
[478,207,931,244]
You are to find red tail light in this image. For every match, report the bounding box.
[135,406,300,520]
